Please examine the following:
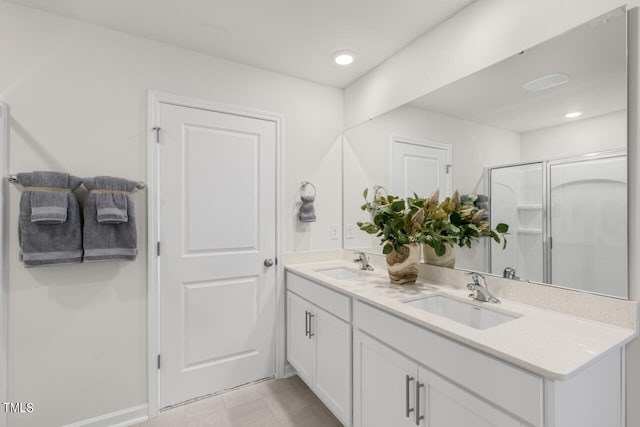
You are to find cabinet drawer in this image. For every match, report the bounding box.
[286,272,351,322]
[354,301,543,427]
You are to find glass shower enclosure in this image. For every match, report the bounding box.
[489,151,627,298]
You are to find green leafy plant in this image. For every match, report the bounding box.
[421,190,509,256]
[357,188,509,257]
[357,188,425,255]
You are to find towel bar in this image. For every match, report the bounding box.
[5,175,146,190]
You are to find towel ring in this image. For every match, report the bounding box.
[300,181,316,198]
[373,184,387,199]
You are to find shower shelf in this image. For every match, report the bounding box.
[517,228,542,234]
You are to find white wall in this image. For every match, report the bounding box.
[343,104,520,271]
[0,3,343,426]
[520,110,627,161]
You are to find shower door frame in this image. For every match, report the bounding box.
[486,160,547,282]
[487,148,627,298]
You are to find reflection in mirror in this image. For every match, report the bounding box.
[342,7,627,298]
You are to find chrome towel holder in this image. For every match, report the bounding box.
[5,175,146,191]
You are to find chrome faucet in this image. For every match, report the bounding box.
[354,251,374,271]
[467,272,500,303]
[503,266,518,280]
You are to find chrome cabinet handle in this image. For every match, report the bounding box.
[405,375,415,418]
[415,380,425,425]
[308,313,315,338]
[304,311,309,337]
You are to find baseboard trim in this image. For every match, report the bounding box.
[63,404,147,427]
[281,362,297,378]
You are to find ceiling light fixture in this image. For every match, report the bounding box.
[523,73,570,92]
[333,50,356,66]
[564,112,582,118]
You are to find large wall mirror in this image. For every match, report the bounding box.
[342,7,628,299]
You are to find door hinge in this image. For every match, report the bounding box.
[157,354,161,370]
[446,164,452,174]
[152,126,161,144]
[156,241,161,256]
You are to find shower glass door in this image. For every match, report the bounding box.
[490,163,544,283]
[549,154,627,297]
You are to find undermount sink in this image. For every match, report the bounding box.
[404,295,518,330]
[316,268,369,280]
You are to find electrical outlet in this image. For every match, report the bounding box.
[330,224,339,240]
[345,224,354,240]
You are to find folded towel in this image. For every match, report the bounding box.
[299,195,316,222]
[84,176,136,223]
[16,172,83,267]
[19,171,72,223]
[83,176,138,261]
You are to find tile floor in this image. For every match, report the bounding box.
[131,375,343,427]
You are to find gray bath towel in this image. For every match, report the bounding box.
[83,177,138,261]
[299,195,317,222]
[16,172,83,267]
[462,194,489,221]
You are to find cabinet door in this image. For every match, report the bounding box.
[314,306,351,426]
[287,291,313,384]
[417,366,523,427]
[353,330,416,427]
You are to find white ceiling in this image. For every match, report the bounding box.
[6,0,474,88]
[410,8,627,133]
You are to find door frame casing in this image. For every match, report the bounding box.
[0,102,9,427]
[146,91,285,416]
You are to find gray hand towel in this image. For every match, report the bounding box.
[16,172,83,267]
[84,176,136,223]
[299,195,317,222]
[18,171,72,223]
[83,176,138,262]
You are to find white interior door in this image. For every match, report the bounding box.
[158,102,277,408]
[391,136,452,198]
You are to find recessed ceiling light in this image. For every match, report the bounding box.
[564,112,582,118]
[523,73,570,92]
[333,51,356,66]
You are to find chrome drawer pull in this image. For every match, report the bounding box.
[406,375,415,418]
[416,380,425,425]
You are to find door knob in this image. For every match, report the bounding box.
[264,258,274,267]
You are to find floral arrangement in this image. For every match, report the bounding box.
[357,188,509,257]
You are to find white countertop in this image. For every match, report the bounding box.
[285,260,637,380]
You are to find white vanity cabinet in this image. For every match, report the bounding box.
[353,300,624,427]
[285,268,626,427]
[353,330,522,427]
[286,273,351,426]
